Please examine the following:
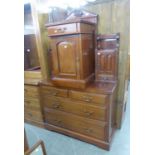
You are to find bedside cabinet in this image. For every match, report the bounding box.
[46,20,96,89]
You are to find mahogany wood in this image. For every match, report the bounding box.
[42,96,108,121]
[46,20,96,89]
[40,81,117,150]
[95,33,120,82]
[69,90,108,106]
[24,85,44,127]
[44,109,108,140]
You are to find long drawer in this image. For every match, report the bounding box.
[47,23,77,36]
[69,90,108,106]
[43,96,108,121]
[24,108,43,122]
[44,108,108,141]
[41,86,68,98]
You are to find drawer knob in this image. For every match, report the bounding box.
[83,110,94,116]
[52,103,60,109]
[52,92,58,96]
[84,128,93,133]
[82,96,92,102]
[54,28,66,33]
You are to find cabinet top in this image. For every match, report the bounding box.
[40,80,117,95]
[45,18,96,27]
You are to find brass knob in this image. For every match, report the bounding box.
[64,45,67,48]
[84,98,91,102]
[52,92,58,96]
[82,96,92,102]
[84,128,93,133]
[83,110,94,116]
[52,103,60,109]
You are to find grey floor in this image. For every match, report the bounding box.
[25,88,130,155]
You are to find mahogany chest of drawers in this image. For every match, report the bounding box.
[40,81,117,150]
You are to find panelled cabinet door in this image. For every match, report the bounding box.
[96,49,117,80]
[51,36,80,79]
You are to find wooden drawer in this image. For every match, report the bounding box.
[43,96,107,121]
[24,109,43,122]
[44,109,108,141]
[24,85,39,98]
[24,98,41,111]
[69,90,108,106]
[47,23,77,36]
[41,86,68,98]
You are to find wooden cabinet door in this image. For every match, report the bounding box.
[51,36,80,79]
[96,49,117,80]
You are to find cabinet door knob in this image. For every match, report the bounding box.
[64,45,67,48]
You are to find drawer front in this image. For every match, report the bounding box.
[43,96,107,121]
[24,109,43,122]
[41,86,68,98]
[24,85,39,98]
[24,98,41,111]
[47,23,77,36]
[44,109,108,141]
[69,90,108,106]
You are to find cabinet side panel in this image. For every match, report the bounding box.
[80,34,95,79]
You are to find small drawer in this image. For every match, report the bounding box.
[24,98,41,111]
[24,85,39,98]
[41,86,68,98]
[47,23,77,36]
[69,90,108,106]
[44,109,108,141]
[24,109,43,122]
[43,96,108,121]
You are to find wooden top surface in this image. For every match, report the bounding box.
[24,78,42,86]
[40,80,117,95]
[45,19,96,27]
